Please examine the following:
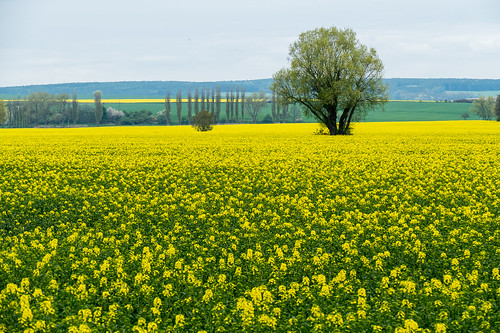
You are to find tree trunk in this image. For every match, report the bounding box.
[338,108,348,134]
[345,106,356,132]
[326,105,337,135]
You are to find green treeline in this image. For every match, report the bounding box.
[0,80,273,99]
[388,78,500,100]
[1,87,304,128]
[4,92,82,128]
[2,83,499,128]
[2,78,500,101]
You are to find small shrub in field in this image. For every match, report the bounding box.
[192,110,215,131]
[261,114,273,124]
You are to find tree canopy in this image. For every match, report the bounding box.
[192,110,215,132]
[470,96,494,120]
[272,26,388,135]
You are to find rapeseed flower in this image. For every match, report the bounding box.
[0,122,498,331]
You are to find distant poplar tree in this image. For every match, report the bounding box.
[240,86,246,123]
[205,87,212,111]
[215,86,221,123]
[71,91,79,125]
[201,88,205,111]
[211,88,215,114]
[176,89,182,125]
[165,90,171,125]
[230,86,234,123]
[187,89,193,124]
[235,86,240,123]
[194,88,199,115]
[94,90,103,126]
[205,88,210,112]
[225,88,230,123]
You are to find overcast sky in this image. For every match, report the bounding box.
[1,0,499,86]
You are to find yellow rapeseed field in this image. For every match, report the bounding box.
[0,121,499,332]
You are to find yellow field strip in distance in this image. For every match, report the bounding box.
[7,98,442,103]
[77,99,235,103]
[76,99,442,104]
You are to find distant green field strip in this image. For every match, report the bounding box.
[96,100,479,123]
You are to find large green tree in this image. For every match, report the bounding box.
[272,26,388,135]
[470,96,494,120]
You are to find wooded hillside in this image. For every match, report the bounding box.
[1,78,499,100]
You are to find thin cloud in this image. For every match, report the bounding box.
[1,0,499,86]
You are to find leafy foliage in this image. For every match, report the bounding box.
[272,27,388,135]
[245,91,267,124]
[469,96,495,120]
[120,109,156,125]
[105,107,125,124]
[192,110,215,131]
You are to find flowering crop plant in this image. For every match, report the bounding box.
[0,122,499,332]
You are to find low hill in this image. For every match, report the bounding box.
[0,80,273,99]
[1,78,499,100]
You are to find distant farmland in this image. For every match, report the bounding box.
[78,99,479,123]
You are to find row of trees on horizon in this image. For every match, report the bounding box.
[161,86,296,125]
[0,86,305,128]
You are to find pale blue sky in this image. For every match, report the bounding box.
[1,0,499,86]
